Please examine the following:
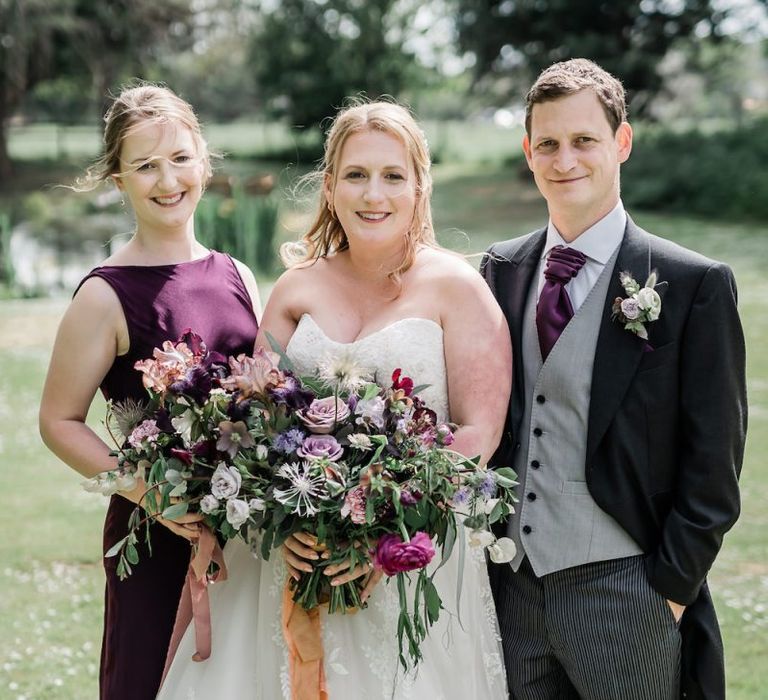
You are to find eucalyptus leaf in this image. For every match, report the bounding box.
[105,536,128,558]
[162,502,189,520]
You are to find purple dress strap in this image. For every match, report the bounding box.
[74,250,258,700]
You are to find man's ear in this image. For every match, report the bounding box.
[522,134,534,171]
[616,122,633,164]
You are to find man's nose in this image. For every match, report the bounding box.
[553,145,577,172]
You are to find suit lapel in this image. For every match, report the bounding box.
[495,230,546,431]
[586,218,651,461]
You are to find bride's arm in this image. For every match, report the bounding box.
[441,261,512,466]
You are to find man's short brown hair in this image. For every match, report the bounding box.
[525,59,627,135]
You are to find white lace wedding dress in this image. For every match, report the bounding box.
[157,314,507,699]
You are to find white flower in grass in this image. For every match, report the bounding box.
[273,461,328,516]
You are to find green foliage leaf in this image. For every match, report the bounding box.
[162,502,189,520]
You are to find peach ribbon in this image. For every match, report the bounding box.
[161,528,228,683]
[282,582,329,700]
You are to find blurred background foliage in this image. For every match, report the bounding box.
[2,1,767,271]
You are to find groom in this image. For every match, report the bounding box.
[482,59,747,700]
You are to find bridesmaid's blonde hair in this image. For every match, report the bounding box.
[77,82,213,190]
[281,99,436,282]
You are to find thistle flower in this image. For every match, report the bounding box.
[109,399,150,442]
[273,462,328,516]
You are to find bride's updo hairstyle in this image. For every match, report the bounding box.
[77,82,213,191]
[282,100,436,281]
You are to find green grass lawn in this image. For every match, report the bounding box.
[0,164,766,698]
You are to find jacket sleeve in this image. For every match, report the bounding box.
[646,262,747,605]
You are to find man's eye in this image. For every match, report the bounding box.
[537,141,556,151]
[575,136,595,145]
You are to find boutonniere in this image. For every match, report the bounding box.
[611,271,662,341]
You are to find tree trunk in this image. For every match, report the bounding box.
[0,124,12,184]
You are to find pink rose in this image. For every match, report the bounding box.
[373,532,435,576]
[299,396,350,434]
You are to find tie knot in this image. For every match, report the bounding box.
[544,246,587,285]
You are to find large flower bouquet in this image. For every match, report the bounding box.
[86,329,518,667]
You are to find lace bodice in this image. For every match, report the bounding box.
[286,313,450,422]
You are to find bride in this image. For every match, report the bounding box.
[158,100,512,699]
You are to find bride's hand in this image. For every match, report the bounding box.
[323,540,384,601]
[282,532,327,580]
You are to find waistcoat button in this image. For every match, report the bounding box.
[522,525,532,534]
[533,427,543,437]
[527,492,537,501]
[536,394,546,404]
[530,460,540,469]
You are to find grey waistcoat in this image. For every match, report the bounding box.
[508,247,641,575]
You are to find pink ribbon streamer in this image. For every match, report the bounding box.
[161,528,228,683]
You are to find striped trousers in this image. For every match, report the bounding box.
[489,555,681,700]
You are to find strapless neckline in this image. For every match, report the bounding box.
[288,312,443,350]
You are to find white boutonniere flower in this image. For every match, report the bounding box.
[611,271,663,341]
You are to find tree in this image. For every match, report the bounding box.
[0,0,193,180]
[453,0,760,116]
[249,0,424,130]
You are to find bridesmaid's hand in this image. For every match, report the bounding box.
[119,478,203,542]
[157,512,204,542]
[282,532,326,580]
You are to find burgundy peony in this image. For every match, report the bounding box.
[373,532,435,576]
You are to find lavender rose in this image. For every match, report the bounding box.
[297,435,344,461]
[373,532,436,576]
[210,463,242,499]
[226,498,250,528]
[299,397,351,434]
[620,297,642,320]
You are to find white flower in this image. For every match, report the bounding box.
[355,396,386,429]
[469,530,496,548]
[274,461,328,516]
[620,297,642,320]
[318,350,371,393]
[226,499,250,528]
[488,537,517,563]
[115,471,137,492]
[210,463,242,499]
[637,286,662,321]
[348,433,373,451]
[255,444,269,461]
[200,495,220,514]
[171,408,196,447]
[249,498,266,512]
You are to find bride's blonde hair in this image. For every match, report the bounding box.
[281,99,436,282]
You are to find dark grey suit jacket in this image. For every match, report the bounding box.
[482,216,747,700]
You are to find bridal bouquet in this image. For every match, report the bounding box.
[86,329,518,668]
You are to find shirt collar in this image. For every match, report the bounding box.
[542,201,626,264]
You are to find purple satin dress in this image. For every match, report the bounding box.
[75,251,258,700]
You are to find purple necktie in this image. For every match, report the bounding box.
[536,246,587,360]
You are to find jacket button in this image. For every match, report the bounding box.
[536,394,546,404]
[514,442,521,451]
[530,460,540,469]
[527,492,537,501]
[533,427,543,437]
[522,525,532,535]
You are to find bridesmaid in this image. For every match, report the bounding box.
[39,84,261,700]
